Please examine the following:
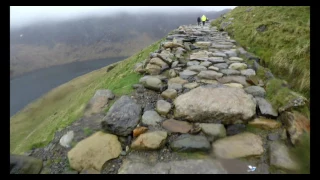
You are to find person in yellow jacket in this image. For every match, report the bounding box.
[201,15,207,26]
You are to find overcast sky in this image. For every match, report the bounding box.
[10,6,236,29]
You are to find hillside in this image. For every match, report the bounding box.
[11,20,310,174]
[10,10,231,78]
[211,6,310,98]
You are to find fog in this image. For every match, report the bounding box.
[10,6,236,29]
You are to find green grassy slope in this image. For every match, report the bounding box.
[211,6,310,98]
[10,38,163,154]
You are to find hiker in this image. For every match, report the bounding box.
[206,17,209,22]
[201,15,207,26]
[197,17,201,26]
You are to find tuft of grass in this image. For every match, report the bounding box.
[83,127,93,136]
[245,124,266,134]
[212,6,310,99]
[265,78,309,119]
[290,132,310,174]
[10,38,164,154]
[70,141,77,148]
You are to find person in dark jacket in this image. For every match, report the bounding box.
[197,17,201,26]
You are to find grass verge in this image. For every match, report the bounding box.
[211,6,310,98]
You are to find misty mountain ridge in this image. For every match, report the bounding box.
[10,9,231,78]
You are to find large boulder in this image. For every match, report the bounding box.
[10,155,43,174]
[212,132,264,159]
[174,86,256,124]
[68,131,121,172]
[84,89,115,116]
[269,141,299,171]
[279,111,310,145]
[131,131,167,150]
[101,96,142,136]
[170,134,211,152]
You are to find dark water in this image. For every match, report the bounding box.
[10,57,127,117]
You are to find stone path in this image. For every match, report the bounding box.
[14,22,308,174]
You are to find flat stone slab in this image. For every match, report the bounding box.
[212,132,264,159]
[170,134,211,152]
[179,70,198,79]
[174,86,256,123]
[118,159,227,174]
[162,119,192,133]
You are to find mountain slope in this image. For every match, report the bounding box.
[10,10,231,78]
